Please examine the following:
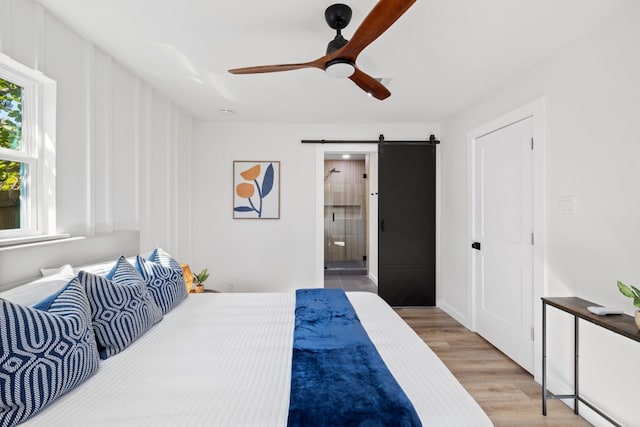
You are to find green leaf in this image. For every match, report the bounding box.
[194,268,209,284]
[631,285,640,299]
[617,281,635,298]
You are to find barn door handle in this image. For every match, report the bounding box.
[381,219,385,232]
[332,212,335,222]
[471,242,481,250]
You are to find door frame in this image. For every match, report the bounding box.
[467,97,545,382]
[315,144,378,288]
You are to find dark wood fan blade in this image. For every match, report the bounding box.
[229,57,327,74]
[338,0,416,61]
[349,68,391,100]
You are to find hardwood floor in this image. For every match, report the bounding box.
[396,307,592,427]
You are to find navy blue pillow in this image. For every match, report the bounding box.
[80,257,162,359]
[148,246,183,271]
[0,278,100,427]
[135,255,187,314]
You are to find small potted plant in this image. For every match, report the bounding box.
[193,269,209,293]
[616,281,640,329]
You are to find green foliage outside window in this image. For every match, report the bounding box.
[0,77,23,191]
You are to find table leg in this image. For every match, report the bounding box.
[542,301,547,416]
[574,316,579,415]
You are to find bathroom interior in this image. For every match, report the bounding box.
[324,154,368,276]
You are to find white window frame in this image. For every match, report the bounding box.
[0,53,57,244]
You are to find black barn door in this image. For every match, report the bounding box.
[378,144,436,306]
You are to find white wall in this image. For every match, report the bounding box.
[440,3,640,425]
[0,0,194,268]
[191,123,438,292]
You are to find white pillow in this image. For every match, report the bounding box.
[0,268,76,306]
[74,257,136,277]
[40,264,73,277]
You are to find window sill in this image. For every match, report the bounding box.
[0,233,71,249]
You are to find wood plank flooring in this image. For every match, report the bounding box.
[395,307,592,427]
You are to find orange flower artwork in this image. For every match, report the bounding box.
[233,161,280,219]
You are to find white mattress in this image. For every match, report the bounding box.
[22,292,492,426]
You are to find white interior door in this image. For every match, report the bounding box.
[473,117,534,373]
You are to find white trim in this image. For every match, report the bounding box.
[34,3,45,72]
[132,77,141,229]
[138,83,152,250]
[40,69,56,235]
[0,53,56,240]
[0,233,70,248]
[0,0,10,56]
[101,53,114,234]
[85,42,95,236]
[438,301,469,326]
[168,103,178,251]
[177,112,193,262]
[466,97,546,381]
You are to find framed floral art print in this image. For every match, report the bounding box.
[233,161,280,219]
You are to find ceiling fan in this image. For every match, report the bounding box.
[228,0,416,100]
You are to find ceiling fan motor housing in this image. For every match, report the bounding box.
[326,34,348,54]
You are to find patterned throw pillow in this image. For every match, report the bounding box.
[79,257,163,359]
[148,246,183,271]
[135,255,187,314]
[0,278,100,427]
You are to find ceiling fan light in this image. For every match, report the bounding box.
[325,60,355,79]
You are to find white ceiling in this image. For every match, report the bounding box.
[36,0,629,123]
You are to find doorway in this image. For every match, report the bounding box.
[317,145,379,293]
[323,156,367,275]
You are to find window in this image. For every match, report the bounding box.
[0,54,57,244]
[0,77,30,231]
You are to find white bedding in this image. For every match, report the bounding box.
[21,292,492,426]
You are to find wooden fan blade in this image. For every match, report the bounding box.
[229,57,327,74]
[338,0,416,61]
[349,68,390,100]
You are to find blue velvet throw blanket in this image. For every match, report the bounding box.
[287,289,422,427]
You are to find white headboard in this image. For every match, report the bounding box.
[0,230,139,291]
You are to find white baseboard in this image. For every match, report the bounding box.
[437,300,471,329]
[368,271,378,285]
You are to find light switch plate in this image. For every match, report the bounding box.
[559,195,577,214]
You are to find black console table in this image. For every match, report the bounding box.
[542,297,640,426]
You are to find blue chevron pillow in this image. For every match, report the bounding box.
[148,246,183,271]
[0,277,100,427]
[135,255,187,314]
[79,257,162,359]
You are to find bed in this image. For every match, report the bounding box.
[1,251,493,427]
